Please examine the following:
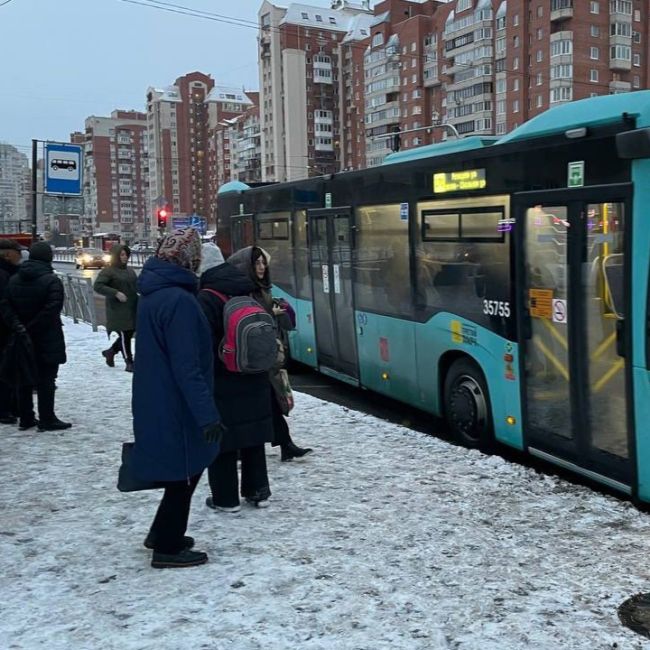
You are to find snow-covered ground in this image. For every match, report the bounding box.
[1,320,649,649]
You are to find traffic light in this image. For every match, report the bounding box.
[157,207,168,230]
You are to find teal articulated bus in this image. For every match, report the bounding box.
[217,91,650,502]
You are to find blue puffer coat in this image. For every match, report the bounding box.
[132,257,221,482]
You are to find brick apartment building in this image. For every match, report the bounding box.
[259,0,650,173]
[229,100,263,184]
[79,111,149,240]
[258,0,374,182]
[206,87,257,203]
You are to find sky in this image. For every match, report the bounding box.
[0,0,383,158]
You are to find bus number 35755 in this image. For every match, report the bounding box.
[483,300,511,318]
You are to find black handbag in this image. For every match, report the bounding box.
[117,442,160,492]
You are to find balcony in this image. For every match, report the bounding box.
[609,80,632,93]
[610,57,632,71]
[550,0,573,22]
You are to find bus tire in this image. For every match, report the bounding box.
[443,357,494,451]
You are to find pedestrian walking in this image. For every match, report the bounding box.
[198,243,274,512]
[93,244,138,372]
[132,228,225,569]
[228,246,313,461]
[5,242,71,431]
[0,239,24,424]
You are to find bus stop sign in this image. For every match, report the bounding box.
[568,161,584,188]
[45,143,83,195]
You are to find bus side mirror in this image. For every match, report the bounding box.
[616,128,650,159]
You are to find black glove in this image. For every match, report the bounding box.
[203,421,227,445]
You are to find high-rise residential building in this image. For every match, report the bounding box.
[81,110,149,240]
[258,0,373,182]
[147,72,215,229]
[206,86,256,201]
[260,0,649,172]
[0,143,29,234]
[230,102,263,184]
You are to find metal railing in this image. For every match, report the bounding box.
[56,273,100,331]
[53,251,153,267]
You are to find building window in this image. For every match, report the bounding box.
[372,33,383,47]
[590,1,599,13]
[513,35,520,48]
[513,100,520,113]
[315,14,323,22]
[537,95,543,108]
[411,42,417,52]
[633,31,641,44]
[634,9,640,21]
[634,53,641,66]
[536,49,543,62]
[590,46,599,59]
[537,28,543,40]
[591,25,600,37]
[300,11,308,19]
[537,5,543,17]
[456,0,472,12]
[329,16,336,24]
[550,86,573,103]
[590,69,599,82]
[513,57,519,70]
[611,45,632,61]
[536,72,543,85]
[513,78,519,91]
[513,14,519,26]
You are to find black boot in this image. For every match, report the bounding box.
[125,361,134,373]
[144,533,194,550]
[38,418,72,431]
[151,548,208,569]
[102,348,116,367]
[281,441,313,462]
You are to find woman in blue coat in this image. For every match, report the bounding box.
[132,228,225,569]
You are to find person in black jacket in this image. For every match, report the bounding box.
[0,239,24,423]
[198,243,274,510]
[6,242,71,431]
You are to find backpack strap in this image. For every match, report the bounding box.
[201,288,228,303]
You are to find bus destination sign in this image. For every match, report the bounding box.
[433,169,486,194]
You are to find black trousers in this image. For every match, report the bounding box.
[208,446,270,507]
[110,330,134,363]
[17,362,58,423]
[271,398,292,448]
[0,379,16,418]
[149,472,202,554]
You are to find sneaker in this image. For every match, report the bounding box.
[0,415,17,425]
[18,418,38,431]
[151,548,208,569]
[144,534,194,551]
[125,361,134,373]
[205,497,240,513]
[38,418,72,432]
[102,349,116,368]
[245,498,270,509]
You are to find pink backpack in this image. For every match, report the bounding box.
[202,289,277,373]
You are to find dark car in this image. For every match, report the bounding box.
[75,248,110,270]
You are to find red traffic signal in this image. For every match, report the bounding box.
[157,207,169,229]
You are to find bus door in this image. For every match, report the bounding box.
[308,208,359,381]
[514,184,633,490]
[231,214,254,252]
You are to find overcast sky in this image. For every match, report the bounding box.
[0,0,384,157]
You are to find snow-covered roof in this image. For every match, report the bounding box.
[205,86,254,105]
[341,13,374,43]
[280,2,369,32]
[148,85,183,103]
[370,10,390,28]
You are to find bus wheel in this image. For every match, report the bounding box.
[443,358,494,450]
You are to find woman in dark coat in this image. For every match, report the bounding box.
[132,228,225,569]
[228,246,312,462]
[6,242,70,432]
[198,243,274,510]
[93,244,138,372]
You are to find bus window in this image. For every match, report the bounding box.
[416,196,511,332]
[256,212,295,295]
[354,204,410,316]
